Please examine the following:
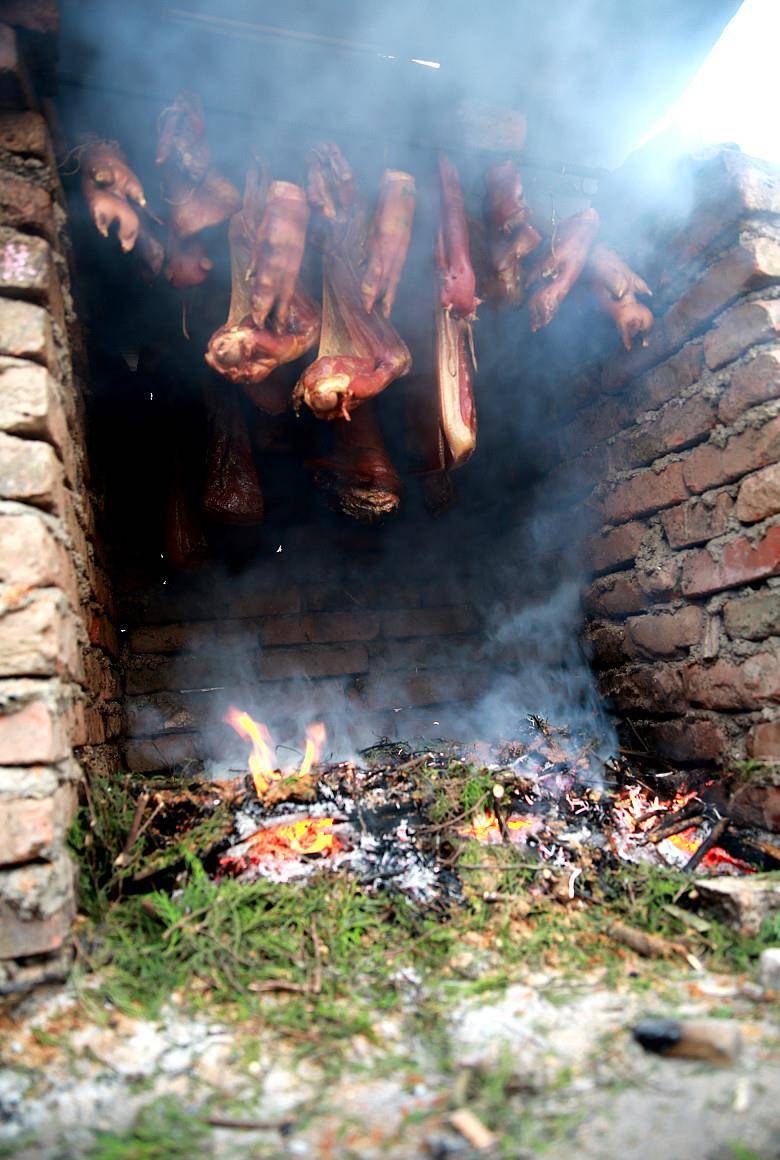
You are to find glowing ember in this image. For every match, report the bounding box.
[242,817,343,860]
[458,811,538,844]
[224,707,327,796]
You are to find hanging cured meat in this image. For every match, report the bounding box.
[526,207,599,331]
[205,163,320,405]
[482,160,541,306]
[295,143,411,421]
[360,169,416,317]
[588,243,654,350]
[306,402,401,523]
[156,92,241,240]
[81,141,145,253]
[436,153,480,321]
[202,386,264,524]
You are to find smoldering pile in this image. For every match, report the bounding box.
[122,719,772,918]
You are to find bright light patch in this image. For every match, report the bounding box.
[637,0,780,163]
[410,58,441,70]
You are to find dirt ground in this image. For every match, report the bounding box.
[1,962,778,1159]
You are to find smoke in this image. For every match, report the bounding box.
[59,0,738,773]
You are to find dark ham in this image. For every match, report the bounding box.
[306,402,401,523]
[482,159,541,307]
[249,180,310,329]
[526,207,599,331]
[202,386,264,524]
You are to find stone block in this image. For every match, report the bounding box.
[0,511,78,605]
[0,679,71,763]
[0,171,55,242]
[0,588,81,678]
[723,589,780,640]
[0,429,63,508]
[0,355,67,451]
[0,783,75,864]
[0,297,54,365]
[0,852,75,959]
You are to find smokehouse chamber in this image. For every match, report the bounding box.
[2,4,780,1143]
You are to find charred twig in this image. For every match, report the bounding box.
[683,815,730,874]
[206,1117,287,1131]
[113,791,151,869]
[310,916,322,995]
[744,836,780,864]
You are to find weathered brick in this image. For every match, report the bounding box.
[685,652,780,711]
[682,415,780,495]
[602,663,687,716]
[0,23,34,110]
[0,172,55,241]
[626,606,704,658]
[630,341,705,410]
[82,647,120,701]
[380,606,479,638]
[368,635,484,673]
[0,783,75,865]
[719,350,780,424]
[640,718,729,764]
[736,462,780,523]
[747,721,780,761]
[256,644,369,681]
[583,621,627,669]
[723,590,780,641]
[0,298,54,365]
[260,611,381,646]
[731,779,780,831]
[601,238,780,394]
[0,589,81,678]
[0,228,55,304]
[0,680,71,763]
[0,355,67,451]
[0,762,58,797]
[0,853,75,960]
[660,491,734,548]
[87,612,118,657]
[682,524,780,597]
[0,511,78,604]
[0,110,48,158]
[597,460,689,525]
[221,585,301,619]
[626,395,716,467]
[0,430,63,508]
[704,299,780,370]
[355,669,485,712]
[557,395,631,462]
[586,521,646,574]
[584,571,648,618]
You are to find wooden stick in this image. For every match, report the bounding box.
[113,791,151,868]
[646,814,705,844]
[684,815,730,874]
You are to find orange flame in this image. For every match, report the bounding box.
[224,707,327,797]
[459,811,537,843]
[247,816,342,859]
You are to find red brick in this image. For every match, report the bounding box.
[260,611,381,646]
[723,591,780,641]
[0,298,54,366]
[82,648,120,701]
[682,524,780,596]
[636,549,681,598]
[641,718,729,764]
[704,299,780,370]
[0,430,63,508]
[685,652,780,711]
[719,349,780,424]
[626,395,716,467]
[355,669,485,712]
[221,585,301,619]
[0,784,75,865]
[586,521,646,574]
[583,621,627,669]
[0,512,78,604]
[557,395,631,462]
[660,491,734,548]
[0,901,73,959]
[601,238,780,394]
[747,721,780,762]
[630,341,705,410]
[0,355,67,457]
[626,606,704,658]
[584,571,648,618]
[597,460,689,525]
[87,612,118,657]
[736,463,780,523]
[256,644,369,681]
[368,635,484,673]
[0,696,68,764]
[0,228,54,302]
[380,606,479,638]
[731,779,780,831]
[0,590,81,678]
[682,416,780,495]
[0,172,55,242]
[602,663,687,716]
[0,110,48,158]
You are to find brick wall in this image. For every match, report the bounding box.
[544,149,780,768]
[117,526,487,772]
[0,12,120,990]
